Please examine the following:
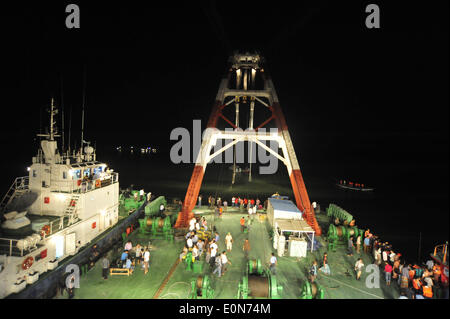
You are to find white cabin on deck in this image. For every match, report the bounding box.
[0,100,119,298]
[266,197,303,226]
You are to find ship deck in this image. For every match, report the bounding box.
[57,206,400,299]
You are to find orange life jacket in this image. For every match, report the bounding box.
[423,285,433,298]
[409,269,415,280]
[412,279,421,290]
[433,265,442,275]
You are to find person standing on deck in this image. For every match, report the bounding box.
[354,258,364,280]
[231,196,236,207]
[356,234,362,254]
[269,253,277,275]
[243,239,251,259]
[102,256,110,280]
[223,200,228,211]
[212,252,222,277]
[240,217,246,232]
[225,232,233,251]
[210,243,218,269]
[221,251,232,275]
[347,237,354,256]
[363,236,371,254]
[197,239,204,257]
[143,248,150,275]
[198,195,202,207]
[385,262,393,286]
[310,260,318,282]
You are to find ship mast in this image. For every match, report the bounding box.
[37,98,59,141]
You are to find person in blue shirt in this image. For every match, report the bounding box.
[124,258,135,274]
[121,250,129,266]
[364,236,371,254]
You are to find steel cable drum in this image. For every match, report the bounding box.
[146,218,153,227]
[248,275,269,298]
[249,259,258,274]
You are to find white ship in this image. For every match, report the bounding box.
[0,99,119,298]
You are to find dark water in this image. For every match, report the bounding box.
[1,147,447,265]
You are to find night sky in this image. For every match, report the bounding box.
[1,1,448,241]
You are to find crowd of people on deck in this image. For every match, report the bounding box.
[308,227,448,299]
[199,194,268,212]
[178,216,236,279]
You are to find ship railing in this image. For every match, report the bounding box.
[49,172,119,194]
[0,176,30,213]
[0,238,25,257]
[47,215,78,236]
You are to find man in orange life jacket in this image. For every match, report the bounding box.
[412,277,422,294]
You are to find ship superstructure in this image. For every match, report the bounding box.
[0,99,119,298]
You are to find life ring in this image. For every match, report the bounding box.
[77,180,82,186]
[40,225,50,237]
[95,179,101,188]
[22,256,34,270]
[70,200,76,207]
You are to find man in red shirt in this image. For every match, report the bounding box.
[385,263,393,286]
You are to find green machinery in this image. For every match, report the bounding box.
[327,204,354,225]
[300,281,325,299]
[191,275,214,299]
[139,216,173,241]
[138,196,174,240]
[237,259,283,299]
[144,196,167,217]
[121,190,146,211]
[327,223,364,251]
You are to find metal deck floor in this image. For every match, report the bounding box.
[59,208,400,299]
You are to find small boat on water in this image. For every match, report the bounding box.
[336,180,374,192]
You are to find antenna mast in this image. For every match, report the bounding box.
[60,74,65,152]
[81,66,87,155]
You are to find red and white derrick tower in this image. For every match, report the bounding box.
[174,53,322,236]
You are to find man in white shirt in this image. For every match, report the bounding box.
[189,218,196,231]
[225,232,233,251]
[269,253,277,274]
[210,239,218,252]
[187,237,193,249]
[221,251,231,274]
[143,249,150,275]
[210,245,217,269]
[192,245,199,261]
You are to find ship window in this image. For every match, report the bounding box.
[74,169,81,179]
[63,171,67,179]
[93,166,102,176]
[83,168,91,178]
[32,170,37,178]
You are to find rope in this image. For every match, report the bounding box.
[153,257,181,299]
